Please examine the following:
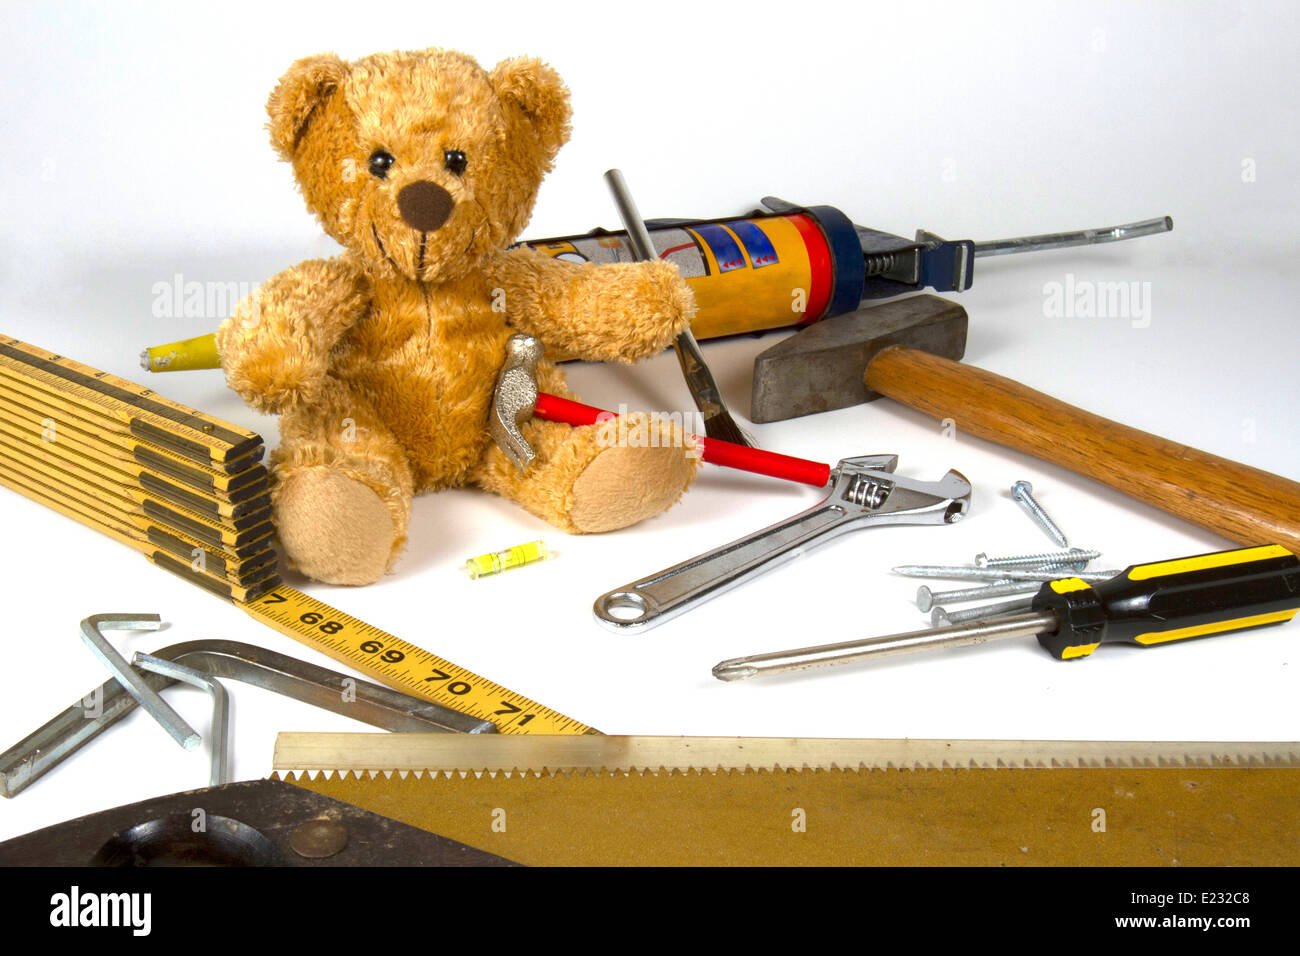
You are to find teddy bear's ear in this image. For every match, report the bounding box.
[490,57,572,160]
[267,53,350,159]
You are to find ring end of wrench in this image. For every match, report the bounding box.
[593,589,662,633]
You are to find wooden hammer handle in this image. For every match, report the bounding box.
[865,346,1300,555]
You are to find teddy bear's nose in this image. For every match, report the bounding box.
[397,180,454,232]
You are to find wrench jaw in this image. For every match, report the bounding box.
[831,454,900,480]
[831,459,973,528]
[934,469,974,522]
[869,469,972,527]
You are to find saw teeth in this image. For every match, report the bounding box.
[271,734,1300,776]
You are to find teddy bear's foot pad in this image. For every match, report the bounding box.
[569,442,696,533]
[276,468,395,585]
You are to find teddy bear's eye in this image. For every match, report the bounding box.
[443,150,468,176]
[368,151,396,180]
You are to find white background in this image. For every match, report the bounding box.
[0,0,1297,843]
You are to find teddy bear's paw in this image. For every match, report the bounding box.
[274,467,397,585]
[567,413,699,533]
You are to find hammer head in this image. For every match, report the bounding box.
[750,294,967,423]
[490,334,544,472]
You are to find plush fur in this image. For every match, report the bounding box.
[216,48,700,585]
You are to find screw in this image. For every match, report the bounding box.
[894,565,1121,583]
[1010,480,1068,547]
[932,596,1038,626]
[975,548,1099,569]
[917,580,1043,612]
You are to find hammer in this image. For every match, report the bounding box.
[750,294,1300,555]
[490,333,832,484]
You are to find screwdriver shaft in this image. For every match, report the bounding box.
[713,610,1057,681]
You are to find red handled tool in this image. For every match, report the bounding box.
[533,393,830,487]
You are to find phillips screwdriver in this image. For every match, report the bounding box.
[713,545,1299,681]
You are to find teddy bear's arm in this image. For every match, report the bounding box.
[485,248,695,363]
[215,258,370,414]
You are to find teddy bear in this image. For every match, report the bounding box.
[215,48,700,586]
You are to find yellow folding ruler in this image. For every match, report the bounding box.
[275,733,1300,866]
[0,335,592,735]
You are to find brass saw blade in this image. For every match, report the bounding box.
[275,734,1300,867]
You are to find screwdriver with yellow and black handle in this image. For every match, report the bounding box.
[712,545,1300,681]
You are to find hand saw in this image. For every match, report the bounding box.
[6,734,1291,867]
[274,733,1300,867]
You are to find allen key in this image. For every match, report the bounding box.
[79,613,200,750]
[132,653,230,788]
[1,639,497,798]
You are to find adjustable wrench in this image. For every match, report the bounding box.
[593,454,971,633]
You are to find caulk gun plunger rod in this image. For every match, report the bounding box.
[971,216,1173,258]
